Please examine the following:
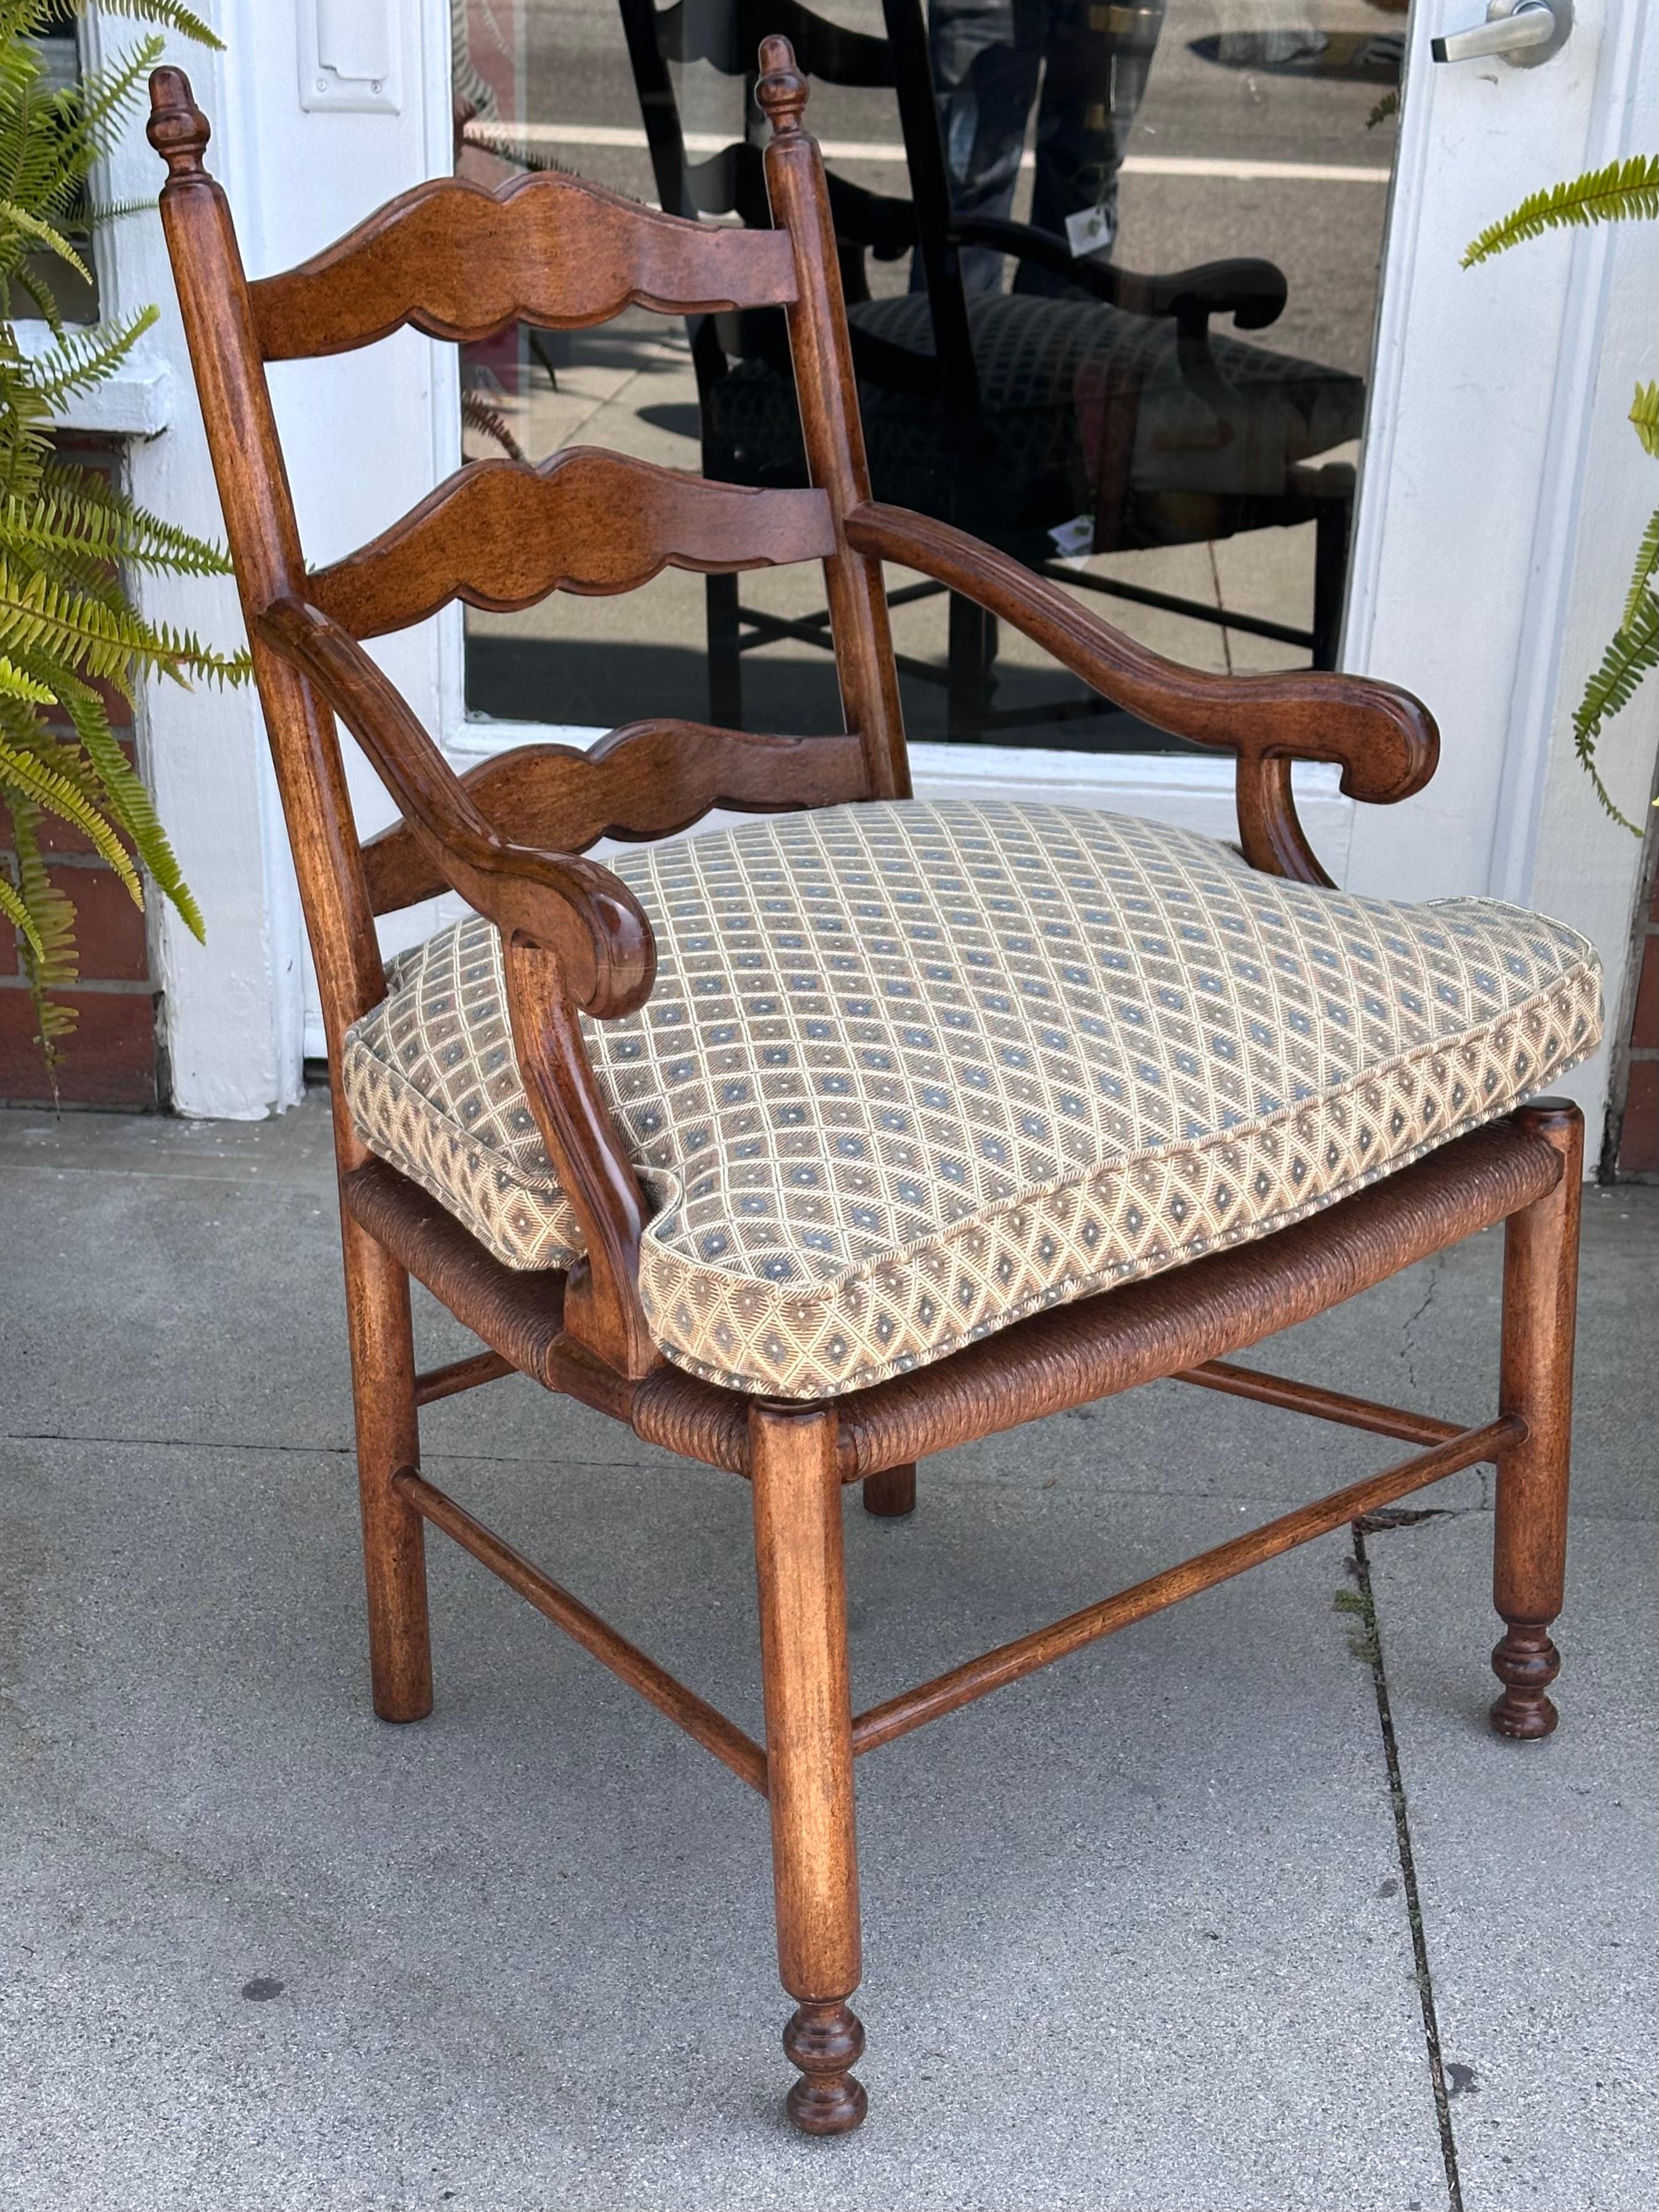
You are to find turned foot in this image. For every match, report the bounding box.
[862,1461,916,1518]
[1490,1623,1560,1739]
[783,1999,867,2134]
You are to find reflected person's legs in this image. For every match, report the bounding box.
[1018,0,1166,295]
[924,0,1044,293]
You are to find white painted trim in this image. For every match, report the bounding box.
[1340,0,1654,1149]
[80,3,302,1118]
[12,317,174,435]
[1486,0,1653,905]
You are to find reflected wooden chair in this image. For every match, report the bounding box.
[149,43,1599,2138]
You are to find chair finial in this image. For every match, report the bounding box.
[756,38,809,140]
[147,68,212,178]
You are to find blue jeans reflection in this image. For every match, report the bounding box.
[925,0,1166,294]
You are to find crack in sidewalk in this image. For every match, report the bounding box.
[1346,1524,1465,2212]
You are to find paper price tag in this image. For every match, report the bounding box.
[1064,204,1112,258]
[1047,513,1096,566]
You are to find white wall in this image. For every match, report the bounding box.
[1343,0,1657,1143]
[90,0,453,1116]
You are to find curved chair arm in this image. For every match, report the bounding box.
[843,502,1438,885]
[258,598,654,1020]
[258,595,662,1378]
[947,218,1288,332]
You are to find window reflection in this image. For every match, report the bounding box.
[454,2,1404,748]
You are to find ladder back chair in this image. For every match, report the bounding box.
[149,44,1599,2138]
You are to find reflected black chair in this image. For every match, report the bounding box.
[619,0,1366,735]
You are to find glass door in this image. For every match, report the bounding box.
[450,0,1406,754]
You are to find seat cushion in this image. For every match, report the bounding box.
[342,801,1600,1400]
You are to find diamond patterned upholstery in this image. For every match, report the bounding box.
[341,801,1601,1399]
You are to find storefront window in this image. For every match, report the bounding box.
[454,1,1405,747]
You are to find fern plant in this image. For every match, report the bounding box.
[1465,155,1659,833]
[1,0,247,1073]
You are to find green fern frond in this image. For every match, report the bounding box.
[0,648,52,698]
[2,482,234,579]
[0,557,173,685]
[0,197,92,282]
[1624,510,1659,632]
[54,672,204,939]
[1571,589,1658,834]
[20,309,157,407]
[9,260,67,334]
[1632,381,1659,459]
[0,557,246,692]
[7,794,78,1066]
[44,33,163,170]
[91,0,223,49]
[0,0,230,1058]
[0,865,44,958]
[1463,155,1659,267]
[0,728,144,896]
[84,194,155,226]
[1366,90,1398,131]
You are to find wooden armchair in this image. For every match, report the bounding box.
[149,42,1599,2138]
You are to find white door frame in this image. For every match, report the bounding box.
[1342,0,1656,1137]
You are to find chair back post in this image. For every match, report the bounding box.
[758,42,910,802]
[145,70,386,1082]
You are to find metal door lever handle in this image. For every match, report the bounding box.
[1431,0,1572,67]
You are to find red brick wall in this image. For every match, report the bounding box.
[0,438,161,1109]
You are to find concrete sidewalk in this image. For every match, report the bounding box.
[1,1093,1653,2211]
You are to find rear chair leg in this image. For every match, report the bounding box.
[340,1209,432,1723]
[862,1460,916,1517]
[750,1406,867,2134]
[1491,1098,1583,1739]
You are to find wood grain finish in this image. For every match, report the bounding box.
[153,45,1590,2141]
[850,1416,1522,1757]
[750,1405,866,2134]
[1491,1098,1583,1739]
[413,1347,515,1406]
[360,720,869,915]
[249,167,797,359]
[340,1213,433,1723]
[759,43,910,805]
[503,934,659,1377]
[1173,1361,1465,1448]
[306,451,834,638]
[395,1468,768,1792]
[147,69,387,1071]
[256,597,655,1020]
[842,500,1440,883]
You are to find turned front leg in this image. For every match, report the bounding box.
[750,1405,867,2134]
[1491,1099,1583,1739]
